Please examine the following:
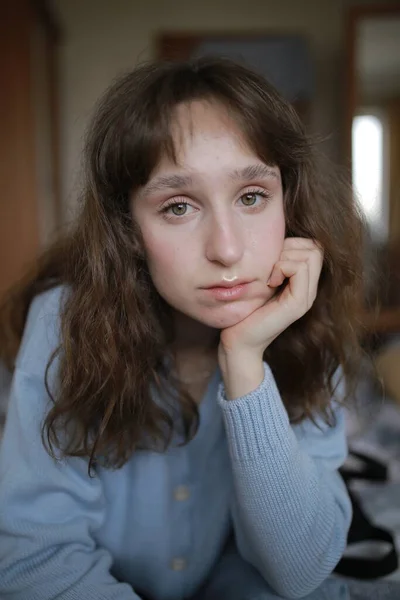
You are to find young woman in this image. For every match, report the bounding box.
[0,56,365,600]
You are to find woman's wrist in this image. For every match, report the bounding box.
[218,350,265,400]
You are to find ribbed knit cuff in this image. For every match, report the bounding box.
[217,362,296,462]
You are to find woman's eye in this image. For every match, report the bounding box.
[170,203,187,216]
[161,201,193,218]
[161,191,269,219]
[241,193,258,206]
[239,191,268,207]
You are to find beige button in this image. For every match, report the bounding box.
[171,557,187,571]
[174,485,190,501]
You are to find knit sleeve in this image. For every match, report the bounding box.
[191,535,349,600]
[217,362,352,599]
[0,289,141,600]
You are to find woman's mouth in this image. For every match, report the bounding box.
[201,281,253,301]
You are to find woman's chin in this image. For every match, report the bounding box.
[196,299,265,330]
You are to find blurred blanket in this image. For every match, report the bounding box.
[343,388,400,583]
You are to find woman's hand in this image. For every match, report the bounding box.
[218,238,323,399]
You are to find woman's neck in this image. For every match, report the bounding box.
[169,311,219,385]
[170,311,219,355]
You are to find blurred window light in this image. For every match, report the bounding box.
[352,114,386,238]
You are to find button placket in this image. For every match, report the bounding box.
[174,485,190,501]
[171,557,187,571]
[168,447,192,586]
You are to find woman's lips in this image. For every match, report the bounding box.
[202,282,251,301]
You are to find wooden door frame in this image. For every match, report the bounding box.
[345,3,400,334]
[0,0,62,296]
[344,3,400,166]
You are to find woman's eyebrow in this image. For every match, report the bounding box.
[229,164,279,182]
[141,174,193,197]
[140,164,278,198]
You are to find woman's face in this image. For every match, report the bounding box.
[132,100,286,330]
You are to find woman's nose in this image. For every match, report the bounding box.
[205,214,245,267]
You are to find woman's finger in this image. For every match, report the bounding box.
[278,249,323,304]
[282,237,319,251]
[268,260,310,317]
[283,237,323,253]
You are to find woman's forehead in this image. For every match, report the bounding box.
[136,98,279,190]
[169,99,246,146]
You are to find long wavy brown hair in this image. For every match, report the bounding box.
[0,56,368,471]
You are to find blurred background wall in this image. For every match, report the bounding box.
[51,0,383,219]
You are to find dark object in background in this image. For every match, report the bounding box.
[335,451,399,580]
